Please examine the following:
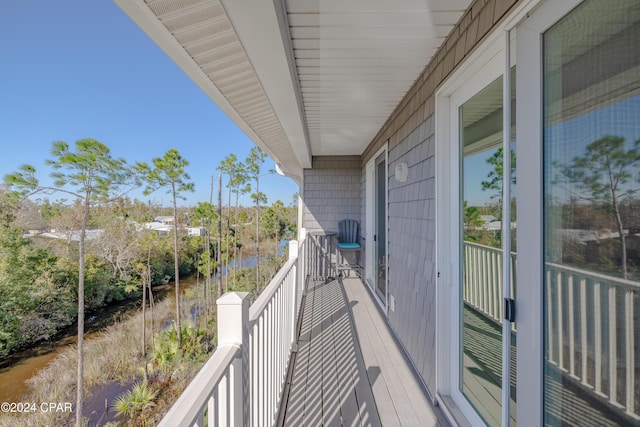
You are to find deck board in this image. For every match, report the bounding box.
[343,278,443,427]
[281,277,445,426]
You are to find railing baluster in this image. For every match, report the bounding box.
[218,371,228,426]
[490,250,496,319]
[251,323,258,427]
[511,253,516,331]
[624,290,635,416]
[207,395,215,427]
[594,282,603,396]
[568,274,576,378]
[609,285,617,406]
[277,287,282,412]
[475,245,479,311]
[270,297,275,422]
[496,251,502,321]
[213,385,219,426]
[557,271,565,371]
[547,269,555,365]
[482,249,488,314]
[471,246,476,310]
[580,278,588,385]
[269,301,274,422]
[491,249,495,318]
[230,356,243,426]
[258,316,264,426]
[464,244,469,303]
[196,409,204,427]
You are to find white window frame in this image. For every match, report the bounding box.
[435,35,505,426]
[365,143,388,312]
[515,1,583,425]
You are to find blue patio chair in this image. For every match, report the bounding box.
[336,219,362,277]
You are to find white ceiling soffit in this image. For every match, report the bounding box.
[114,0,309,178]
[285,0,471,156]
[115,0,472,170]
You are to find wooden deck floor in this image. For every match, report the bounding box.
[280,277,448,426]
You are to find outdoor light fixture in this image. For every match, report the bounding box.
[395,162,408,182]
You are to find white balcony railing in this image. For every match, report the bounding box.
[158,239,301,426]
[158,231,332,427]
[546,262,639,419]
[464,241,639,420]
[463,241,517,326]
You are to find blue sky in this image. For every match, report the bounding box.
[0,1,299,207]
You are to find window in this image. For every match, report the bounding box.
[543,1,640,424]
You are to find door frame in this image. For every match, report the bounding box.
[434,1,538,421]
[365,143,388,312]
[515,1,583,425]
[434,0,586,425]
[435,36,505,425]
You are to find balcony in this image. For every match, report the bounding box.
[156,236,638,426]
[156,233,446,426]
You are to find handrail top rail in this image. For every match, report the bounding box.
[157,343,240,427]
[463,240,501,251]
[546,262,640,289]
[463,240,517,256]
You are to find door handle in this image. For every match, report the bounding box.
[504,298,516,322]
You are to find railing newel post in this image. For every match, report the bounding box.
[217,292,250,426]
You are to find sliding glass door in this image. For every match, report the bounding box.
[459,70,517,426]
[542,1,640,424]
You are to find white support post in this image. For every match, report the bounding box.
[217,292,249,426]
[289,240,299,260]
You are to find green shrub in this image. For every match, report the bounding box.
[113,381,158,418]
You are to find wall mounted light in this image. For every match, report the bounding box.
[395,162,408,182]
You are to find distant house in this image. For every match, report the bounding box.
[143,221,172,236]
[29,229,104,242]
[154,216,174,225]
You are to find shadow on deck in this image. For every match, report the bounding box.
[279,277,448,426]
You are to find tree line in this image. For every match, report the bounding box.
[464,135,640,280]
[2,139,296,426]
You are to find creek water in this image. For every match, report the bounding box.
[0,240,288,404]
[0,278,193,404]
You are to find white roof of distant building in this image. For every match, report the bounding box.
[560,229,622,243]
[29,229,104,242]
